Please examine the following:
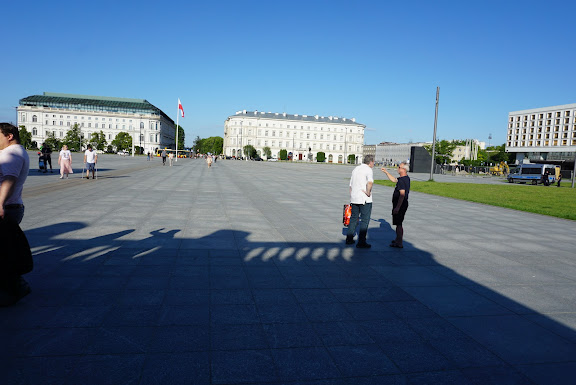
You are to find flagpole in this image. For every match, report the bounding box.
[175,99,179,162]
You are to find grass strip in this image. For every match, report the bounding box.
[374,180,576,221]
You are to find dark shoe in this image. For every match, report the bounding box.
[356,243,371,249]
[345,236,355,245]
[0,278,31,307]
[389,243,403,248]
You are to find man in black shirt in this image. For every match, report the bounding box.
[40,142,53,173]
[381,163,410,248]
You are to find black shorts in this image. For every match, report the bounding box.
[392,206,408,226]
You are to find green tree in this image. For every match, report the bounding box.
[194,136,223,154]
[192,135,202,154]
[347,154,356,164]
[486,144,511,164]
[316,152,326,162]
[262,146,272,159]
[279,149,288,160]
[44,132,62,152]
[176,125,185,150]
[210,136,223,154]
[243,144,257,159]
[111,132,133,152]
[63,123,84,151]
[424,139,457,164]
[88,130,107,151]
[18,126,32,149]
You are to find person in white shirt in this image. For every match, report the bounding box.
[0,122,31,306]
[58,145,73,179]
[346,155,374,248]
[83,145,98,179]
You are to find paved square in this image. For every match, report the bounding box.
[3,153,576,384]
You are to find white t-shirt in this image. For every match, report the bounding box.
[59,149,71,160]
[349,163,374,204]
[85,149,97,163]
[0,144,30,205]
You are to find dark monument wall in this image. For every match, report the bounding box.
[410,146,435,173]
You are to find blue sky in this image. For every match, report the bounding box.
[2,0,575,147]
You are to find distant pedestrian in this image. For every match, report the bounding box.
[542,170,550,186]
[147,152,151,161]
[381,163,410,248]
[168,152,174,166]
[84,145,97,179]
[161,149,167,166]
[40,142,53,173]
[0,122,31,306]
[206,155,213,168]
[58,145,73,179]
[557,174,562,187]
[345,155,375,248]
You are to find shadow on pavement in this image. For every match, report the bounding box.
[2,221,576,384]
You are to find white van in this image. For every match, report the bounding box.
[507,164,559,185]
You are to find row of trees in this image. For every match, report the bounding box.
[18,124,134,153]
[193,136,223,155]
[424,139,512,166]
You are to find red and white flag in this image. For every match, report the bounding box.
[178,98,185,118]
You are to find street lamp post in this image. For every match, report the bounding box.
[344,127,347,164]
[429,87,440,181]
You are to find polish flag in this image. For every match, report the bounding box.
[178,99,185,118]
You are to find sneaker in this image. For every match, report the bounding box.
[59,176,63,179]
[345,237,355,245]
[356,243,371,249]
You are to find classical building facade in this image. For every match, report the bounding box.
[17,92,176,153]
[223,110,365,163]
[507,103,576,163]
[362,144,376,160]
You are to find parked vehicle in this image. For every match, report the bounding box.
[507,163,560,185]
[489,162,510,176]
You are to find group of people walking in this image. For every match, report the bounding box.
[39,143,98,180]
[346,154,411,249]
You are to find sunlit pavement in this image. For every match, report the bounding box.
[3,155,576,384]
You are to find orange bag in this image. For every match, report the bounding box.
[343,204,352,226]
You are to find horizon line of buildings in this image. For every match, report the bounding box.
[11,92,576,165]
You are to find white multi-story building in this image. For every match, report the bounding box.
[451,140,485,163]
[375,142,430,165]
[17,92,176,153]
[223,110,365,163]
[507,103,576,163]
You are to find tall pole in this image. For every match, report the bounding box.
[429,87,440,181]
[572,154,576,188]
[175,102,179,162]
[344,127,347,164]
